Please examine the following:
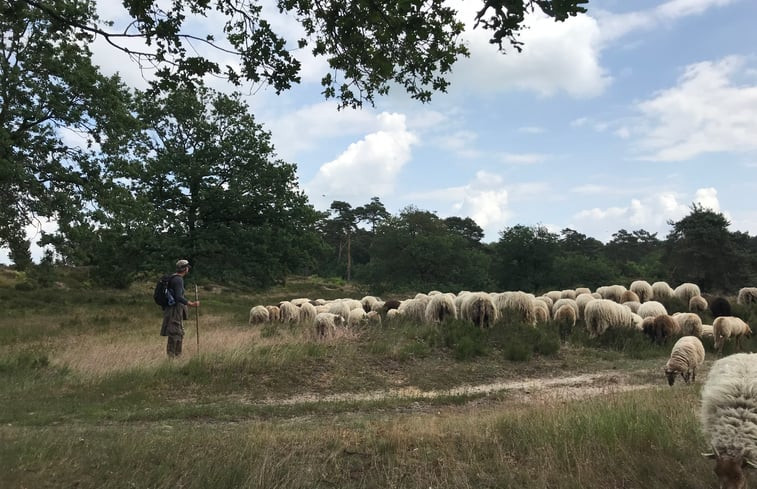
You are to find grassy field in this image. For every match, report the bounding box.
[2,268,756,488]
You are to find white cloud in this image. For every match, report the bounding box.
[518,126,546,134]
[451,172,511,234]
[498,153,550,165]
[0,218,59,265]
[634,56,757,161]
[305,113,417,208]
[571,186,724,241]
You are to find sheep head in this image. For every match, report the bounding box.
[703,452,757,489]
[664,368,678,386]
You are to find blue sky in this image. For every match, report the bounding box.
[4,0,757,263]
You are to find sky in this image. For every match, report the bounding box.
[4,0,757,262]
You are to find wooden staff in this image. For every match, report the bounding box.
[194,284,200,354]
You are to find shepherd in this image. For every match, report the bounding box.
[160,259,200,358]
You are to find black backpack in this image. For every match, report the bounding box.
[153,274,175,307]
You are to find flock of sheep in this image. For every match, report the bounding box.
[248,282,757,488]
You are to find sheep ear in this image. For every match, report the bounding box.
[702,452,717,459]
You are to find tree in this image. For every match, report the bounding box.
[493,224,558,292]
[444,216,485,244]
[354,197,390,232]
[664,204,748,292]
[15,0,588,108]
[0,1,134,265]
[326,200,358,280]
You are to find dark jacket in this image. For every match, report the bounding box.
[168,274,189,306]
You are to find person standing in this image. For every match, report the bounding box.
[160,259,200,357]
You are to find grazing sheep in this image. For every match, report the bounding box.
[315,304,330,314]
[560,289,577,300]
[386,309,400,321]
[738,288,757,305]
[398,298,427,323]
[652,281,674,301]
[327,301,351,322]
[638,300,668,319]
[554,304,576,341]
[266,305,281,323]
[545,290,562,304]
[290,298,310,307]
[714,316,753,355]
[279,301,299,323]
[700,353,757,489]
[689,295,708,313]
[535,295,554,310]
[575,287,592,297]
[347,308,367,328]
[630,280,653,303]
[365,311,382,326]
[621,290,640,304]
[584,299,642,337]
[664,336,705,386]
[533,300,550,324]
[495,291,536,325]
[343,299,364,311]
[598,285,627,303]
[675,282,701,304]
[461,292,498,329]
[576,294,596,319]
[314,312,345,339]
[623,301,641,314]
[674,312,704,338]
[371,300,386,313]
[591,292,602,299]
[424,293,458,323]
[710,297,733,319]
[551,298,579,319]
[361,295,381,313]
[299,302,317,324]
[249,305,269,325]
[643,314,680,345]
[381,299,401,316]
[702,324,714,339]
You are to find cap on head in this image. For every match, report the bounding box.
[176,259,191,272]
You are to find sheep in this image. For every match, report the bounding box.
[710,297,733,319]
[637,300,668,319]
[575,294,595,319]
[347,308,367,328]
[713,316,753,355]
[575,287,592,297]
[674,312,704,338]
[584,299,642,337]
[598,284,627,303]
[533,300,550,324]
[386,309,400,321]
[266,305,281,323]
[424,293,458,323]
[299,302,317,324]
[461,292,498,329]
[315,304,330,314]
[591,292,602,299]
[675,282,701,304]
[700,353,757,488]
[551,298,579,320]
[365,310,382,326]
[327,301,351,322]
[545,290,562,304]
[279,301,299,323]
[290,298,310,306]
[535,295,554,310]
[343,299,364,311]
[314,312,345,339]
[702,324,714,339]
[381,299,401,316]
[664,336,705,386]
[651,281,674,301]
[495,291,536,325]
[361,295,381,313]
[738,288,757,305]
[689,295,708,313]
[630,280,653,303]
[398,298,427,323]
[248,305,269,325]
[554,304,576,341]
[620,290,640,304]
[560,289,577,300]
[622,301,641,314]
[643,314,680,345]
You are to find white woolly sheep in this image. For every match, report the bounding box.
[598,284,627,303]
[249,305,269,325]
[664,336,705,386]
[700,353,757,489]
[327,301,351,321]
[584,299,642,337]
[575,287,592,297]
[533,300,550,324]
[737,287,757,305]
[315,304,330,314]
[701,324,714,339]
[545,290,562,304]
[536,295,554,309]
[461,292,498,329]
[279,301,299,323]
[299,302,317,324]
[630,280,653,303]
[576,294,596,319]
[591,292,602,299]
[637,300,668,319]
[365,311,382,326]
[674,282,701,304]
[347,308,367,328]
[689,295,708,313]
[551,298,579,320]
[370,300,385,313]
[622,301,641,314]
[424,293,458,324]
[714,316,753,355]
[386,309,400,321]
[343,299,364,311]
[554,304,577,341]
[361,295,381,313]
[398,298,427,323]
[495,291,536,325]
[651,281,674,301]
[266,305,281,323]
[290,298,310,307]
[620,290,640,304]
[560,289,577,300]
[314,312,345,339]
[673,312,703,337]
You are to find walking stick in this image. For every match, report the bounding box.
[194,284,200,354]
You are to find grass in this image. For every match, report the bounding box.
[2,270,754,488]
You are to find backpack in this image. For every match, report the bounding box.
[153,274,176,307]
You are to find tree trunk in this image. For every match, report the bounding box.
[346,231,351,281]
